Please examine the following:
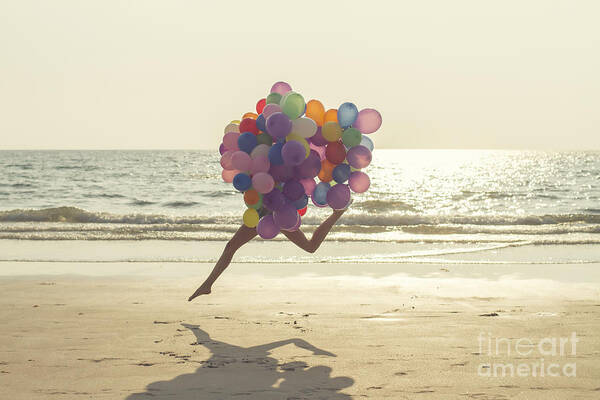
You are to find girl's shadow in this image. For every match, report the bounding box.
[126,323,353,399]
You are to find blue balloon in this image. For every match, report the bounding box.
[360,135,374,151]
[268,142,284,165]
[256,114,266,132]
[313,182,331,205]
[292,194,308,210]
[338,102,358,129]
[332,163,351,183]
[233,173,252,191]
[238,132,257,154]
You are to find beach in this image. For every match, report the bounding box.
[1,240,599,399]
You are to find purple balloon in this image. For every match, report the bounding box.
[346,145,372,169]
[310,126,328,146]
[271,81,292,95]
[295,150,321,179]
[269,164,294,182]
[283,212,301,232]
[309,141,326,161]
[219,143,226,155]
[353,108,382,134]
[281,141,306,166]
[299,178,316,196]
[326,184,351,210]
[273,203,298,230]
[257,214,280,239]
[348,171,370,193]
[266,112,292,140]
[282,179,304,201]
[263,189,286,212]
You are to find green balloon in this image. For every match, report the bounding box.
[256,132,273,146]
[266,92,282,105]
[248,195,263,210]
[342,128,362,148]
[280,92,305,120]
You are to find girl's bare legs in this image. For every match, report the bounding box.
[188,225,257,301]
[281,207,347,253]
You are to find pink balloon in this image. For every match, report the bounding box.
[299,178,317,196]
[262,104,282,119]
[221,169,240,183]
[270,81,292,95]
[309,141,326,161]
[250,155,270,174]
[257,214,280,239]
[220,151,234,170]
[231,151,251,171]
[223,132,240,150]
[353,108,382,134]
[252,172,275,194]
[348,171,370,193]
[346,145,372,169]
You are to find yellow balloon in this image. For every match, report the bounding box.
[230,119,241,124]
[286,133,310,157]
[243,208,259,228]
[322,121,342,142]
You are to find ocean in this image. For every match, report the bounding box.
[1,149,599,264]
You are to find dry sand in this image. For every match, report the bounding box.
[1,257,599,399]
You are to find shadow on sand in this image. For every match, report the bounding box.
[126,324,353,399]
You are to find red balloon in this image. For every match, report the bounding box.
[298,206,307,216]
[256,98,266,114]
[239,118,259,135]
[325,141,346,164]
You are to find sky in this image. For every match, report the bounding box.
[1,0,599,150]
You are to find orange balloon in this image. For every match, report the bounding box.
[324,109,338,123]
[306,100,325,126]
[318,167,333,183]
[322,159,336,173]
[243,188,260,205]
[242,112,258,120]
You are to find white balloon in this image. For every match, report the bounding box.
[250,144,270,159]
[224,123,239,134]
[291,117,317,139]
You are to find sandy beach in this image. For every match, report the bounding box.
[1,241,599,399]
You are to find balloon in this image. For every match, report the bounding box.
[353,108,382,134]
[292,194,308,210]
[326,183,351,210]
[285,134,310,157]
[298,205,307,216]
[243,112,258,120]
[239,118,259,135]
[325,141,346,164]
[266,112,292,140]
[257,214,280,239]
[268,142,284,165]
[224,123,239,134]
[262,104,282,119]
[310,126,328,146]
[269,164,294,182]
[250,144,270,159]
[318,159,335,182]
[332,163,351,183]
[312,196,328,207]
[221,168,240,183]
[282,178,304,201]
[322,122,342,142]
[346,145,372,169]
[244,188,261,206]
[348,171,370,193]
[273,203,298,230]
[285,212,301,232]
[337,102,359,128]
[243,208,259,228]
[291,117,317,139]
[312,182,331,205]
[360,135,374,151]
[305,99,325,126]
[256,98,266,114]
[237,132,258,154]
[219,143,226,155]
[295,150,321,179]
[223,132,240,151]
[280,92,305,120]
[250,155,270,174]
[342,128,362,148]
[281,140,306,166]
[252,172,275,194]
[256,132,273,146]
[299,178,316,196]
[270,81,292,95]
[248,196,263,210]
[266,92,282,105]
[324,109,338,123]
[309,141,326,160]
[231,151,251,171]
[230,119,241,124]
[220,151,234,170]
[263,188,286,211]
[233,173,252,192]
[256,113,266,132]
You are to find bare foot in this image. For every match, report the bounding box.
[188,284,212,301]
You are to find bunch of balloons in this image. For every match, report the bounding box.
[218,81,381,239]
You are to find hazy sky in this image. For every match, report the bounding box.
[1,1,599,150]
